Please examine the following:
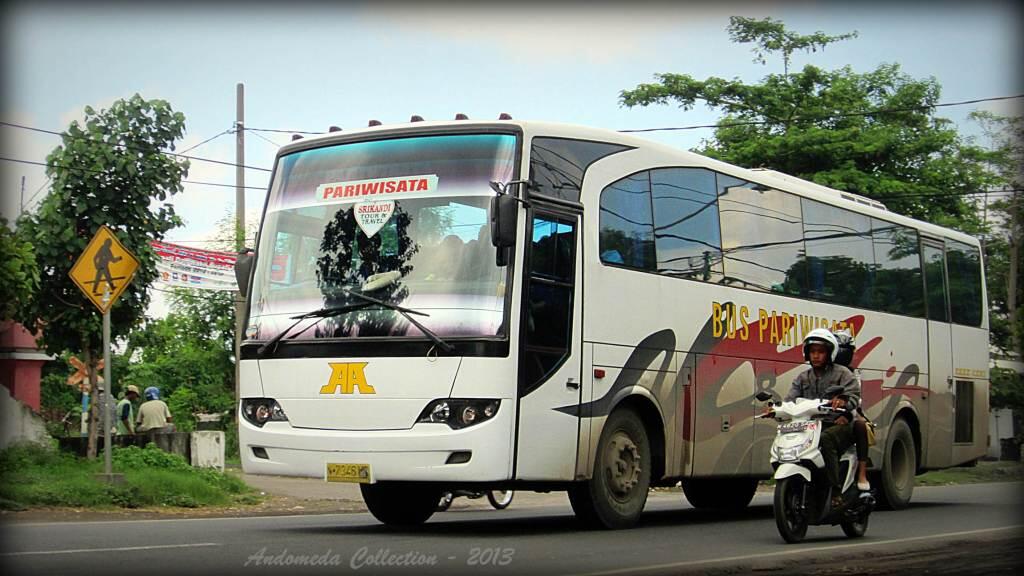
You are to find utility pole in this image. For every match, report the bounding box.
[234,83,245,405]
[19,175,25,215]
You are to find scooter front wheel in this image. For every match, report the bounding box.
[774,477,809,543]
[437,491,454,512]
[487,490,514,509]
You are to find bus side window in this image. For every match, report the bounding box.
[922,243,949,322]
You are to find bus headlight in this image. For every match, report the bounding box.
[241,398,289,427]
[417,399,500,429]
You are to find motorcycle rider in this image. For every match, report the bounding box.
[783,328,862,508]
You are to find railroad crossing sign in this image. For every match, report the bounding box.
[69,226,140,313]
[66,356,103,392]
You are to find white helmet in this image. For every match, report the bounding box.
[803,328,839,363]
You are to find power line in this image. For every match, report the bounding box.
[177,128,233,155]
[22,176,52,210]
[0,155,267,190]
[245,128,283,148]
[619,93,1024,133]
[0,120,272,172]
[246,126,325,135]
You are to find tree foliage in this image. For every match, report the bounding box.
[0,218,39,320]
[15,94,188,457]
[972,112,1024,358]
[16,94,189,355]
[619,16,1000,229]
[122,288,237,432]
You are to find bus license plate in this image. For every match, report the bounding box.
[326,463,372,484]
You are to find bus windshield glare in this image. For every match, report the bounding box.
[247,133,518,342]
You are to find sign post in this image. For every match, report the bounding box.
[69,226,139,480]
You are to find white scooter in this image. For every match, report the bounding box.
[757,387,875,543]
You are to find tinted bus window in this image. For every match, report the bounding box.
[802,199,875,307]
[652,168,723,282]
[719,177,804,295]
[922,242,949,322]
[946,240,983,327]
[871,219,924,317]
[530,138,629,203]
[599,172,656,270]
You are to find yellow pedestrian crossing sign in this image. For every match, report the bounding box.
[69,226,140,313]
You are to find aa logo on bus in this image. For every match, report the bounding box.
[320,362,376,395]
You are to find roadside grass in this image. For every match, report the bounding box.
[0,441,260,511]
[916,459,1024,486]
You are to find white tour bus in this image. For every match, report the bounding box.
[236,118,989,528]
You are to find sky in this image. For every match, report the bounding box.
[2,1,1022,315]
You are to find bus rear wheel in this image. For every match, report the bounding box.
[361,482,439,526]
[681,477,758,510]
[872,417,916,510]
[569,409,651,529]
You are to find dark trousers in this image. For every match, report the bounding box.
[820,422,855,491]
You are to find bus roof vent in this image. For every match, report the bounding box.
[410,115,425,122]
[368,119,382,127]
[455,113,469,120]
[291,134,303,141]
[498,113,512,120]
[328,126,342,132]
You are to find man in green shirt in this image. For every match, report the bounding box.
[115,385,140,435]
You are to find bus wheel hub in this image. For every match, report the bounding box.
[606,433,641,495]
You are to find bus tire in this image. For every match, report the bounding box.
[874,417,916,510]
[571,409,651,529]
[682,477,758,510]
[361,482,439,526]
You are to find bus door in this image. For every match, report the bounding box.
[922,238,953,468]
[514,208,583,480]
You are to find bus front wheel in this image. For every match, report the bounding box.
[361,482,439,526]
[569,409,651,529]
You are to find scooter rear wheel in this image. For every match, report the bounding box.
[774,477,808,544]
[487,490,514,509]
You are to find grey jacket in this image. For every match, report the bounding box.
[784,363,860,410]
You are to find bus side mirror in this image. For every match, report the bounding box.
[234,248,255,297]
[490,194,518,249]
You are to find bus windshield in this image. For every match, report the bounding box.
[247,133,518,342]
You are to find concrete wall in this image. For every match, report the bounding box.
[0,383,51,449]
[190,431,225,470]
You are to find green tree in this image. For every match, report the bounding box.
[123,288,236,432]
[16,94,189,457]
[620,16,1001,230]
[0,218,39,321]
[972,112,1023,358]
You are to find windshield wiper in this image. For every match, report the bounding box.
[255,292,454,358]
[256,302,374,358]
[342,289,455,354]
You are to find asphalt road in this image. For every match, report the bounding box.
[2,482,1022,576]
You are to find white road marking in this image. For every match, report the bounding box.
[572,525,1024,576]
[1,542,222,557]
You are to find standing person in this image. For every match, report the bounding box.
[115,385,140,435]
[783,328,861,508]
[136,386,174,433]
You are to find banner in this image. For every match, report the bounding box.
[151,240,238,291]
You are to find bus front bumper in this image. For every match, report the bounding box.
[239,407,514,483]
